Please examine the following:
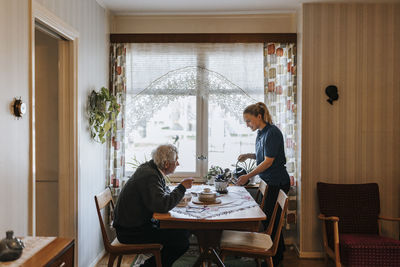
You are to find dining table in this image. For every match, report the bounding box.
[153,185,266,267]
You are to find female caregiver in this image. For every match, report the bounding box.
[236,102,290,266]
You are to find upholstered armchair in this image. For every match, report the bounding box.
[317,182,400,267]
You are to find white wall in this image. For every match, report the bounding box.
[0,0,30,238]
[112,14,296,33]
[0,0,110,266]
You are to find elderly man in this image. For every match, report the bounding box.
[113,144,193,267]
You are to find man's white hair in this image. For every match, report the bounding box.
[152,144,178,170]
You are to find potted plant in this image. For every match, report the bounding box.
[232,158,258,184]
[214,169,232,193]
[204,165,223,185]
[88,87,119,144]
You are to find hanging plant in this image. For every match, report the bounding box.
[88,87,120,144]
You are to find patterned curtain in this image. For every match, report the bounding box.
[264,43,297,230]
[108,43,126,196]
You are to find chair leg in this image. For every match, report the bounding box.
[256,258,262,267]
[324,253,330,265]
[154,250,162,267]
[265,256,273,267]
[198,246,207,267]
[108,253,117,267]
[116,255,122,267]
[333,251,341,267]
[220,251,226,262]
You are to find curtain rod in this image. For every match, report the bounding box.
[110,33,297,43]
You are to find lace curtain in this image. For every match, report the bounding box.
[107,43,126,195]
[126,43,264,129]
[125,43,265,172]
[264,43,297,230]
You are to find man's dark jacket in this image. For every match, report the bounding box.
[113,160,186,231]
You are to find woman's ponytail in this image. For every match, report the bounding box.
[243,102,273,124]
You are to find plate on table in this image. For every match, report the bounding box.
[192,197,222,205]
[176,201,190,207]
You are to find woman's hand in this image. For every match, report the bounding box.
[238,154,249,162]
[236,174,250,186]
[237,153,256,162]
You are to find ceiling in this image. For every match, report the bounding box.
[98,0,400,15]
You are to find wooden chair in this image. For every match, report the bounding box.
[254,180,268,232]
[198,181,268,262]
[317,182,400,267]
[255,180,269,210]
[219,190,288,267]
[94,187,162,267]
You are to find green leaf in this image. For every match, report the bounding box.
[103,121,111,133]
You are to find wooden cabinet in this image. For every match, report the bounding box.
[23,238,74,267]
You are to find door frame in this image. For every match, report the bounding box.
[28,0,79,248]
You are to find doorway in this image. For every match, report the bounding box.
[29,0,79,246]
[34,26,60,236]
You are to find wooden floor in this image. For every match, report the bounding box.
[96,245,335,267]
[96,253,136,267]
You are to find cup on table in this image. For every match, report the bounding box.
[179,192,192,206]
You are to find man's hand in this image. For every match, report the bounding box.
[236,174,250,186]
[180,178,194,189]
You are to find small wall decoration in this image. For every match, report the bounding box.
[12,97,26,119]
[325,85,339,105]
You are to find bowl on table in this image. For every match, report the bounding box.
[198,188,217,203]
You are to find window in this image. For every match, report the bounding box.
[125,43,264,180]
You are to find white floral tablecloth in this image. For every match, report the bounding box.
[171,185,258,219]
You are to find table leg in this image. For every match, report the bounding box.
[192,230,225,267]
[193,248,225,267]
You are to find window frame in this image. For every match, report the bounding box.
[119,34,297,182]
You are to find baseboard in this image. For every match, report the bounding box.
[89,249,106,267]
[293,243,325,258]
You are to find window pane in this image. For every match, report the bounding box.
[208,95,263,170]
[125,95,196,173]
[206,42,264,170]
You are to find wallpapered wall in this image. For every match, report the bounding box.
[301,3,400,253]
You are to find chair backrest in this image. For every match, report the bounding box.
[94,187,114,251]
[317,182,380,234]
[255,180,268,210]
[265,190,288,254]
